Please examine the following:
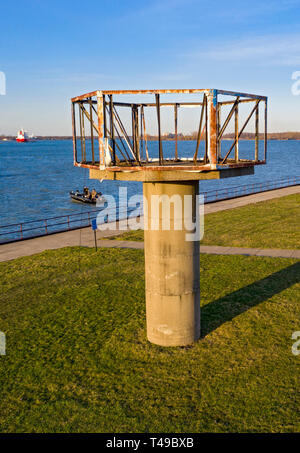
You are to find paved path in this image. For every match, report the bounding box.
[2,234,299,261]
[96,241,300,259]
[1,185,299,262]
[200,245,300,259]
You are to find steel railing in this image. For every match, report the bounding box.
[0,206,139,244]
[202,175,299,203]
[0,176,299,244]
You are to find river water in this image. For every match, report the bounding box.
[0,139,299,235]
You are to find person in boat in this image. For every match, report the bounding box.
[91,188,97,200]
[83,186,90,198]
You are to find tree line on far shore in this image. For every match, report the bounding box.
[2,132,300,141]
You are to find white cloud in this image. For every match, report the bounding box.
[185,33,300,66]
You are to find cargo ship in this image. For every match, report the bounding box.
[16,129,28,142]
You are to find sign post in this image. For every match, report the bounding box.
[91,219,98,251]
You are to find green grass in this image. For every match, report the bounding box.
[105,193,300,249]
[0,247,299,432]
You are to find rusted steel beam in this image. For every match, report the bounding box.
[221,100,260,164]
[78,104,83,162]
[89,99,95,164]
[193,124,206,163]
[110,102,203,108]
[217,97,240,142]
[235,103,239,162]
[140,107,144,160]
[71,102,77,164]
[77,161,263,171]
[264,100,267,162]
[102,89,209,95]
[105,105,131,162]
[71,91,98,102]
[207,89,218,166]
[72,88,267,171]
[155,94,163,165]
[96,92,105,169]
[174,103,178,160]
[80,98,257,107]
[255,103,259,161]
[107,102,142,109]
[144,102,203,107]
[81,105,86,161]
[219,98,258,106]
[75,160,262,172]
[72,89,210,103]
[133,106,141,163]
[193,99,206,163]
[113,106,136,160]
[131,106,136,158]
[141,106,149,162]
[106,141,120,165]
[74,100,98,105]
[105,126,130,164]
[204,95,208,164]
[103,95,107,140]
[113,112,131,162]
[217,89,267,101]
[217,103,221,159]
[109,95,116,165]
[72,88,266,102]
[80,103,99,135]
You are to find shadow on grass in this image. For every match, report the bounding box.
[201,261,300,338]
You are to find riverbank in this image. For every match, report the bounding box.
[1,186,299,262]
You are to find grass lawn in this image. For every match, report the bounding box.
[104,193,300,249]
[0,247,299,432]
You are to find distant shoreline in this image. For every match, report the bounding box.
[1,133,300,141]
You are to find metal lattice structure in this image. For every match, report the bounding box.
[71,88,267,174]
[71,87,268,346]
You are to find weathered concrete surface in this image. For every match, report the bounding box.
[89,166,254,182]
[143,181,200,347]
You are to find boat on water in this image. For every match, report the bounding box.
[16,129,28,142]
[70,187,106,204]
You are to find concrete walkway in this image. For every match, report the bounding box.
[2,234,299,262]
[0,185,299,262]
[200,245,300,259]
[95,241,300,259]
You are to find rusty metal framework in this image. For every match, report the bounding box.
[71,88,267,172]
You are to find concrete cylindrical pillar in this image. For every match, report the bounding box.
[143,180,200,346]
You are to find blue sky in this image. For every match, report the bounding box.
[1,0,300,135]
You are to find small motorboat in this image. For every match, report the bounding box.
[70,187,106,204]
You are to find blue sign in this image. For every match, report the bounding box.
[91,219,97,231]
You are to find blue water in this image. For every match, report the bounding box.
[0,139,299,231]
